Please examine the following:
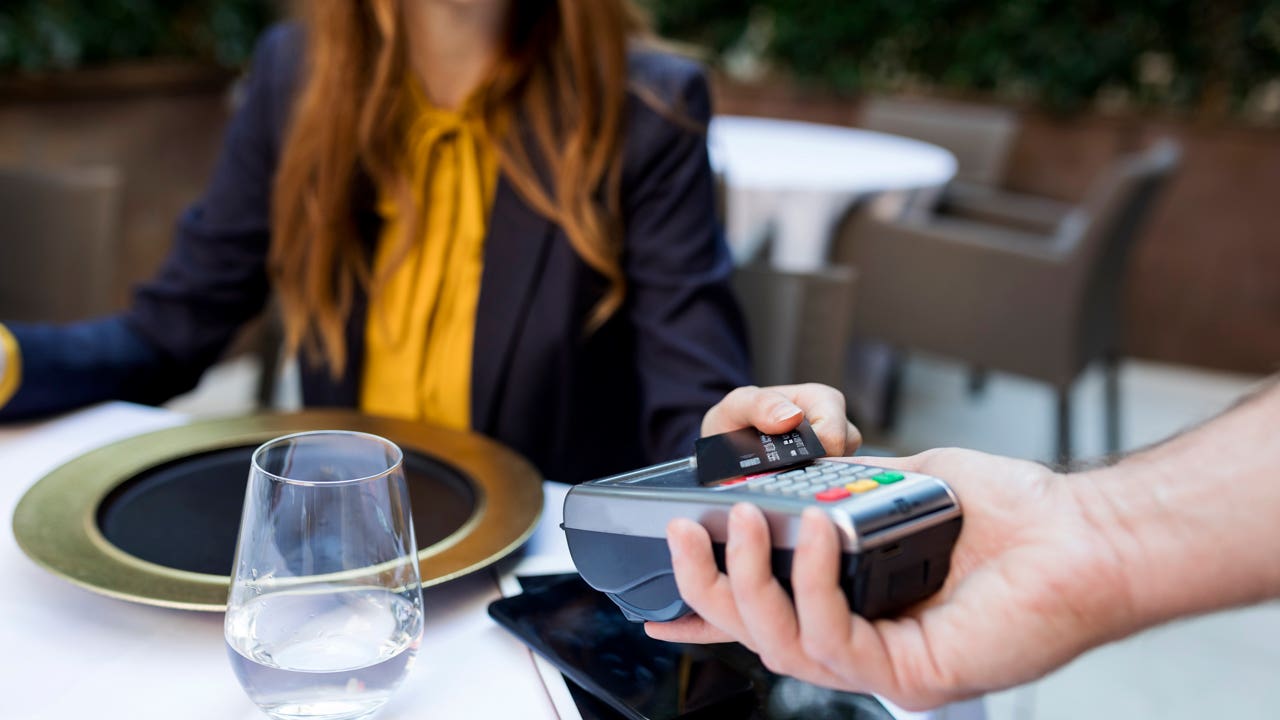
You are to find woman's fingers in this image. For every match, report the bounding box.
[701,383,862,455]
[786,383,861,455]
[702,385,804,436]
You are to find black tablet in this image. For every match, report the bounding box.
[490,573,753,720]
[488,574,896,720]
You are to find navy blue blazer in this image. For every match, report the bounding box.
[1,26,751,482]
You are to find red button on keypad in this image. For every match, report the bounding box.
[815,487,851,502]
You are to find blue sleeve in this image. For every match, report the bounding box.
[0,320,168,418]
[622,59,753,461]
[0,25,298,421]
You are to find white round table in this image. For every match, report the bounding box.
[0,403,983,720]
[708,115,957,270]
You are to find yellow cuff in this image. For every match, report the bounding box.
[0,323,21,410]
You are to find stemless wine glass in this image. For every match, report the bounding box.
[225,431,424,720]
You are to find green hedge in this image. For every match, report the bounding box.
[5,0,1278,117]
[646,0,1280,116]
[0,0,275,71]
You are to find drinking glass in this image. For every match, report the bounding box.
[225,431,424,720]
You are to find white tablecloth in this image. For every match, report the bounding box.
[0,404,564,720]
[1,403,977,720]
[708,115,957,270]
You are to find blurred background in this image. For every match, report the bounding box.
[1,1,1277,719]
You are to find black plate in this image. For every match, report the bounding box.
[97,445,478,576]
[13,411,544,611]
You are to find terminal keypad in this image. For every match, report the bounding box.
[717,462,906,502]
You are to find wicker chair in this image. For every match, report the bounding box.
[0,165,123,323]
[832,139,1182,462]
[860,97,1018,188]
[732,262,857,390]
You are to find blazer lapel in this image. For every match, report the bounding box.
[470,176,555,434]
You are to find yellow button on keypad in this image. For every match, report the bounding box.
[845,479,880,494]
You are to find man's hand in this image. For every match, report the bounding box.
[645,448,1137,710]
[701,383,861,456]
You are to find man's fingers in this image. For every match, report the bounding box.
[702,385,803,437]
[644,615,733,644]
[791,508,856,665]
[666,518,751,644]
[718,504,853,685]
[791,508,893,691]
[723,504,798,652]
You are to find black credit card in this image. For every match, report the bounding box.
[694,419,826,484]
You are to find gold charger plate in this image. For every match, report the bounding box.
[12,411,543,611]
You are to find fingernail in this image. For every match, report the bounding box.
[772,402,802,423]
[729,504,765,535]
[666,519,687,557]
[729,503,749,523]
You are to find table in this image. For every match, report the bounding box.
[708,115,957,270]
[1,403,978,720]
[708,116,958,427]
[0,404,566,720]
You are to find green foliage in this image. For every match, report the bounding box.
[645,0,1280,114]
[0,0,277,72]
[5,0,1276,116]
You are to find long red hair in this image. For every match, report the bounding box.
[270,0,649,374]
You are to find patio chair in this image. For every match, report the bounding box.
[733,262,857,390]
[861,96,1078,237]
[716,162,860,392]
[859,96,1018,189]
[831,139,1182,462]
[0,165,123,323]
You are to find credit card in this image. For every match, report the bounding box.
[694,419,827,484]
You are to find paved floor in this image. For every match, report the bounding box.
[167,354,1278,720]
[867,355,1269,462]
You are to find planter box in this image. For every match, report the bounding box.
[0,62,235,311]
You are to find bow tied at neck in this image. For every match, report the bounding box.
[378,81,492,224]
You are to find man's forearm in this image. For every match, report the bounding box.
[1076,379,1280,635]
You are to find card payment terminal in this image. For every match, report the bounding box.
[563,422,962,623]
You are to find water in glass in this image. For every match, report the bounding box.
[225,431,424,720]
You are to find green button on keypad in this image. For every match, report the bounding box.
[873,471,904,484]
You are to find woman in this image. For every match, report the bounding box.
[0,0,754,482]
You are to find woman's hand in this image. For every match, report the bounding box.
[645,448,1137,710]
[701,383,862,456]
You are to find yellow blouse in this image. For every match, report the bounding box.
[359,82,497,430]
